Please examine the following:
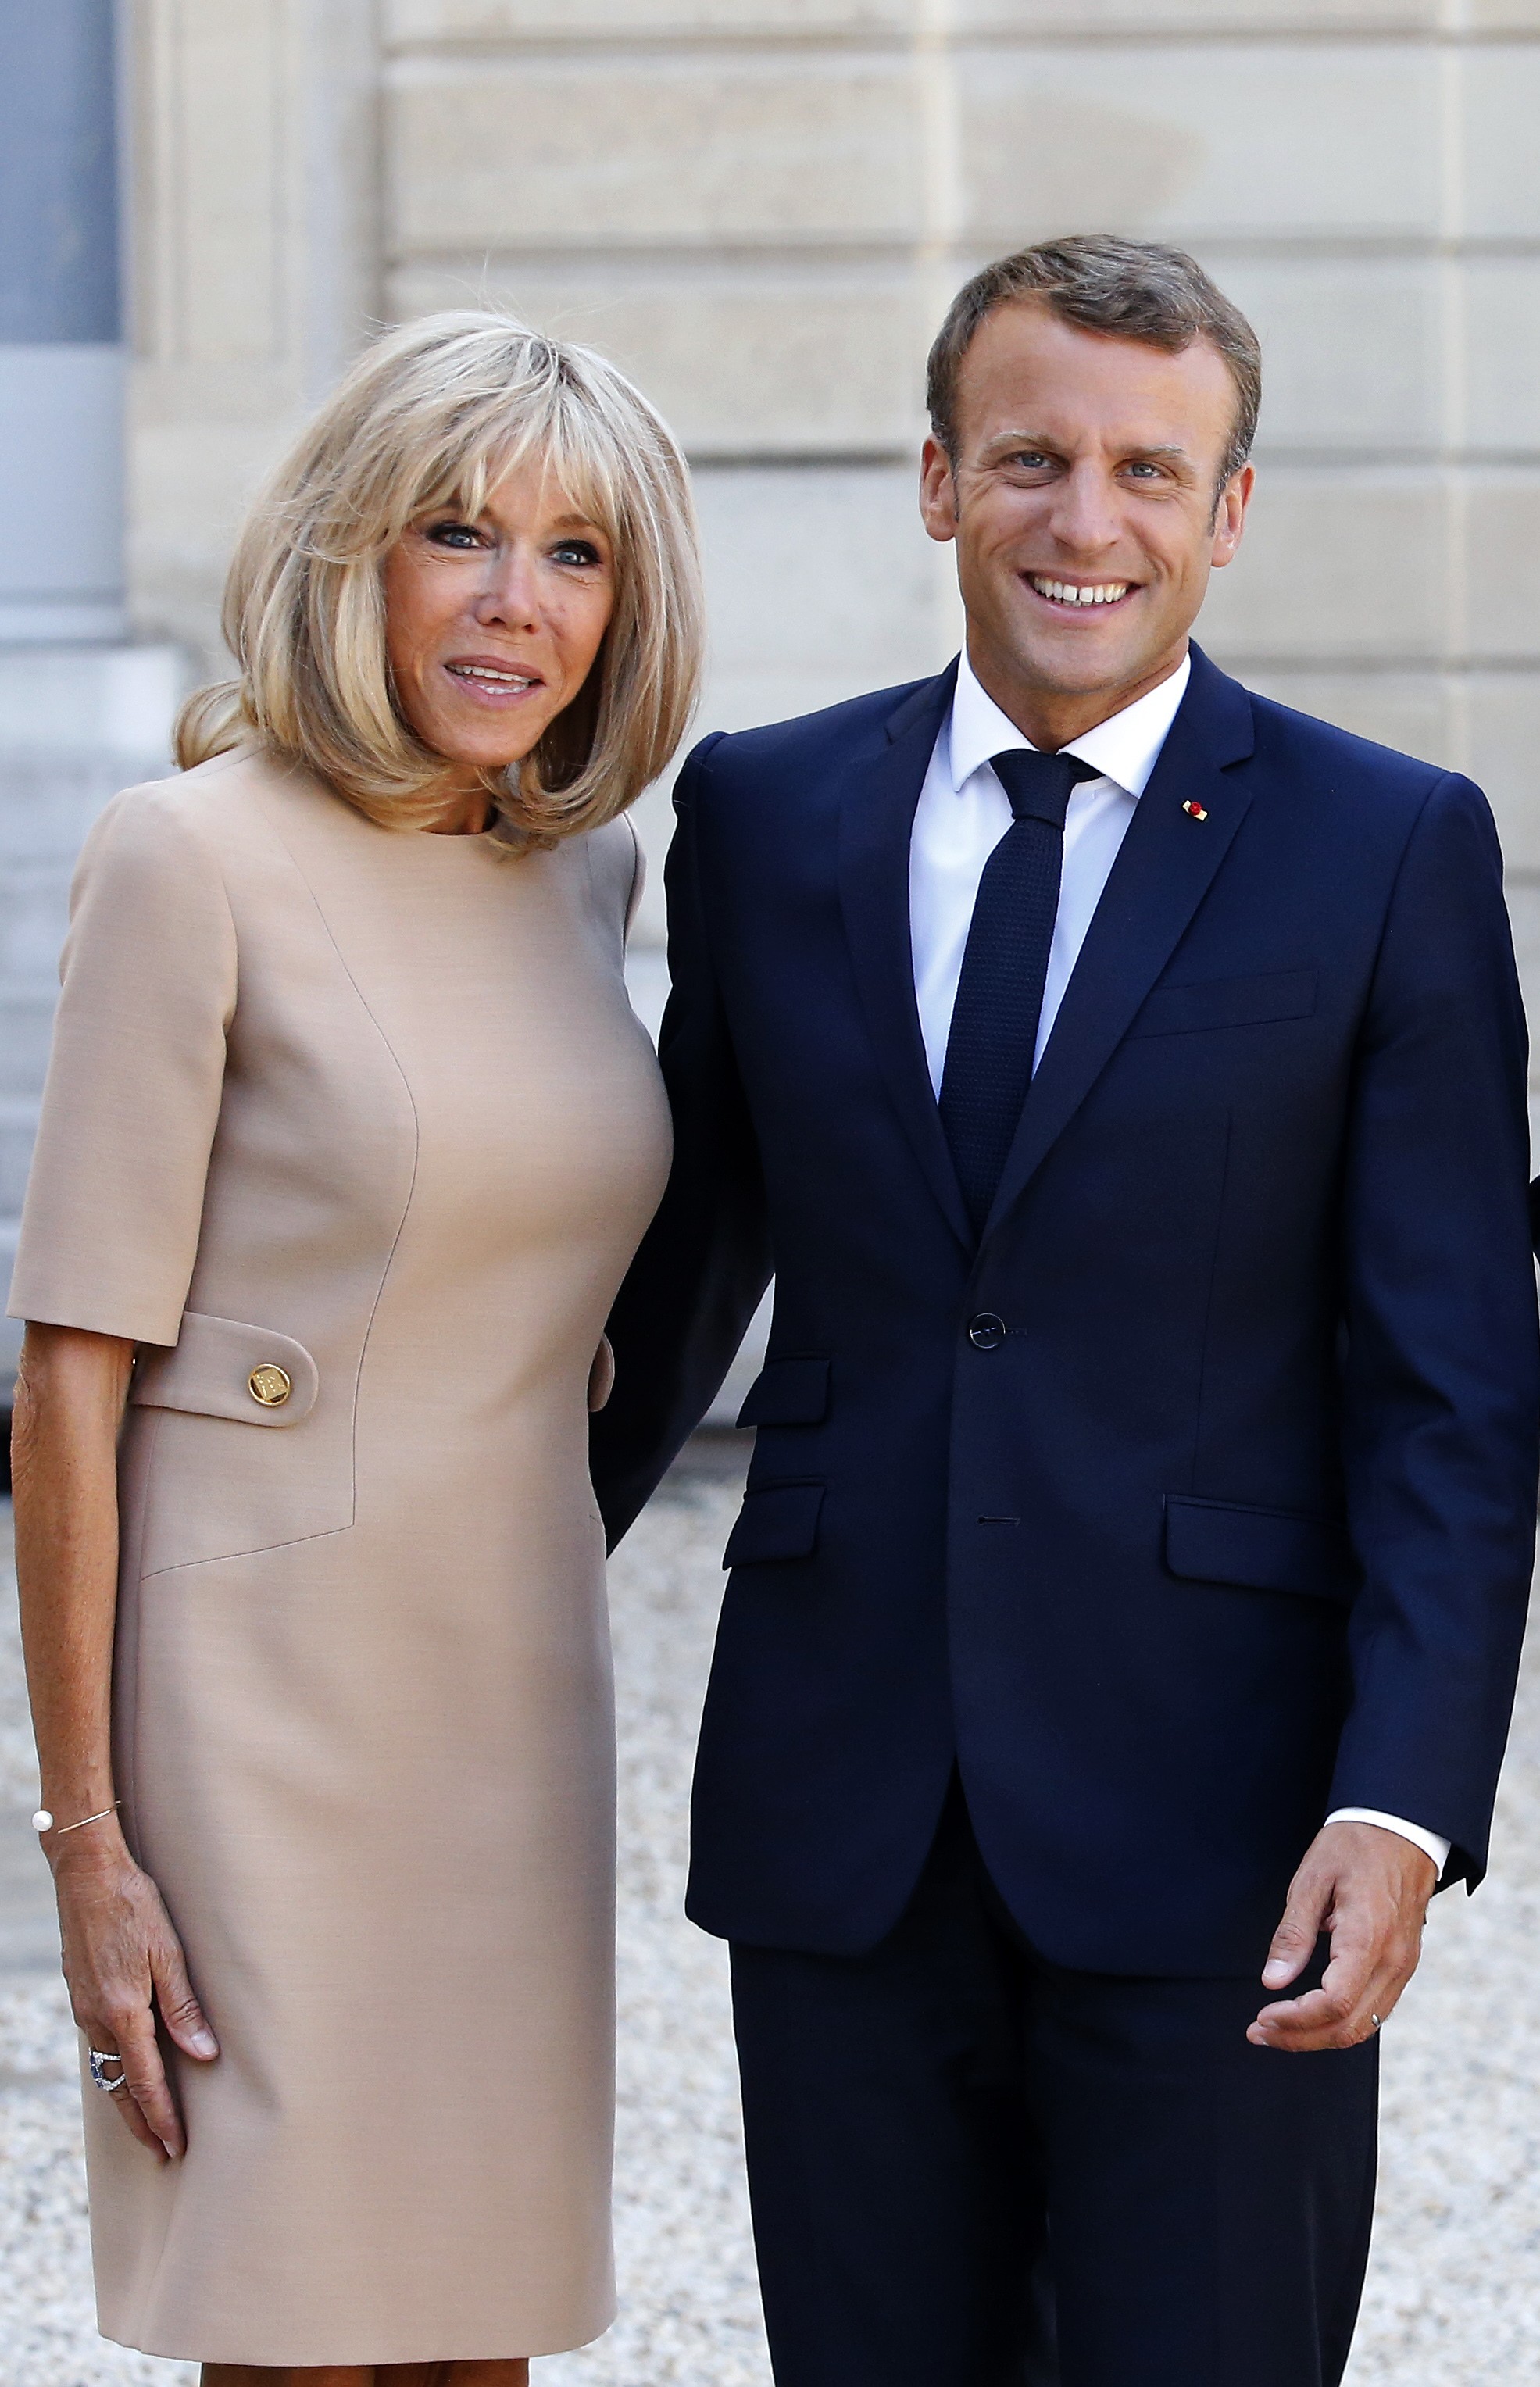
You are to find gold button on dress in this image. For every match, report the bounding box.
[6,749,673,2368]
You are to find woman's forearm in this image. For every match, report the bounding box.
[12,1323,135,1828]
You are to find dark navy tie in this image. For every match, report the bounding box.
[938,748,1099,1235]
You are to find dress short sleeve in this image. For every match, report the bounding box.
[7,782,238,1346]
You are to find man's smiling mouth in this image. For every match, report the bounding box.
[1027,577,1132,609]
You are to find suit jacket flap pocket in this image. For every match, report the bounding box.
[723,1481,826,1568]
[132,1312,320,1428]
[1130,970,1317,1039]
[737,1356,831,1428]
[1163,1495,1352,1603]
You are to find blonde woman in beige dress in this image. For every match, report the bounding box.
[8,313,701,2385]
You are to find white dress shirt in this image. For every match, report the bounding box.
[908,645,1450,1881]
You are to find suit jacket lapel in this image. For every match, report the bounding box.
[838,660,973,1252]
[980,645,1257,1247]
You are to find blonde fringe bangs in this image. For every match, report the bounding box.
[176,313,705,849]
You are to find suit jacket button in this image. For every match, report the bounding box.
[248,1363,292,1406]
[968,1313,1006,1352]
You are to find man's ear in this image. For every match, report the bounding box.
[920,436,959,545]
[1209,460,1255,568]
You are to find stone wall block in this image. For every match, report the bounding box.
[1218,261,1442,456]
[1460,47,1540,241]
[956,46,1440,245]
[386,261,925,452]
[1462,474,1540,663]
[387,0,914,33]
[1227,667,1453,771]
[1197,473,1445,660]
[388,55,923,250]
[136,0,291,369]
[1464,676,1540,870]
[1464,262,1540,455]
[1465,0,1540,24]
[956,2,1435,27]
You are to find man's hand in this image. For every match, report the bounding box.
[1248,1820,1437,2053]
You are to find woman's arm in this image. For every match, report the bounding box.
[13,1322,219,2159]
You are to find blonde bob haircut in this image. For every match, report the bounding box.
[177,311,704,849]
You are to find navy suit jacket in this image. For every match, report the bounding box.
[591,644,1540,1975]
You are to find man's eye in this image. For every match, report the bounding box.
[1009,453,1052,471]
[1124,463,1163,481]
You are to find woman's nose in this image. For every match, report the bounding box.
[473,547,540,628]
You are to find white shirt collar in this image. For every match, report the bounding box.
[945,644,1192,801]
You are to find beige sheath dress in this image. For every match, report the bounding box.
[6,747,672,2367]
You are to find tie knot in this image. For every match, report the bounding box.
[991,747,1099,827]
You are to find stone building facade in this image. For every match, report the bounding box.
[2,0,1538,1385]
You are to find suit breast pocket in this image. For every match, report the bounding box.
[1127,970,1317,1040]
[132,1312,354,1575]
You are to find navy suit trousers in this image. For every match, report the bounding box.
[730,1782,1379,2387]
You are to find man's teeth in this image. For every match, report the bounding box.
[450,665,535,685]
[1031,578,1130,607]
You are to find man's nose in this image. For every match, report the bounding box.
[1045,462,1123,556]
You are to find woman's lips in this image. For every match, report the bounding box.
[442,659,545,706]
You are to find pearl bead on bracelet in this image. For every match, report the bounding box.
[32,1800,121,1837]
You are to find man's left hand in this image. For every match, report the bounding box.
[1248,1820,1437,2053]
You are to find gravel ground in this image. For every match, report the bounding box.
[3,1460,1540,2385]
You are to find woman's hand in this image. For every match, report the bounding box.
[52,1819,219,2160]
[13,1322,217,2157]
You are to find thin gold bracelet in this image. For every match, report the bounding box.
[32,1800,121,1838]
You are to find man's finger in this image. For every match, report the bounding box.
[1250,1932,1395,2051]
[1260,1874,1333,1991]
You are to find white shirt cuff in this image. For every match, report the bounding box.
[1326,1807,1451,1878]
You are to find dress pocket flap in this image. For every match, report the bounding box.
[132,1312,320,1429]
[736,1356,831,1428]
[1129,970,1317,1039]
[1163,1495,1351,1603]
[723,1481,826,1568]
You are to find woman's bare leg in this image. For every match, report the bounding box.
[381,2365,530,2385]
[202,2371,373,2386]
[202,2363,528,2385]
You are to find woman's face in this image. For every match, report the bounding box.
[381,458,616,794]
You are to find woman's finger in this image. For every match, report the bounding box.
[106,2003,184,2159]
[150,1933,219,2062]
[76,2017,167,2157]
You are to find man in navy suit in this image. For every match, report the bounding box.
[591,237,1540,2386]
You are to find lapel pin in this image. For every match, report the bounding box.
[1181,800,1209,822]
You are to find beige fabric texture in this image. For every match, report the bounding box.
[8,749,672,2366]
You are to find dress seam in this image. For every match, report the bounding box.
[244,797,422,1531]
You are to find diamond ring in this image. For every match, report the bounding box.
[88,2047,129,2094]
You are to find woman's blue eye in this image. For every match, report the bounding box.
[553,541,601,566]
[425,521,482,549]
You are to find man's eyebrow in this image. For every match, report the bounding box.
[977,434,1199,471]
[978,430,1061,458]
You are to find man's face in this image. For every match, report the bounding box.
[920,300,1253,721]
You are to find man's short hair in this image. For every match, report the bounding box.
[926,235,1263,495]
